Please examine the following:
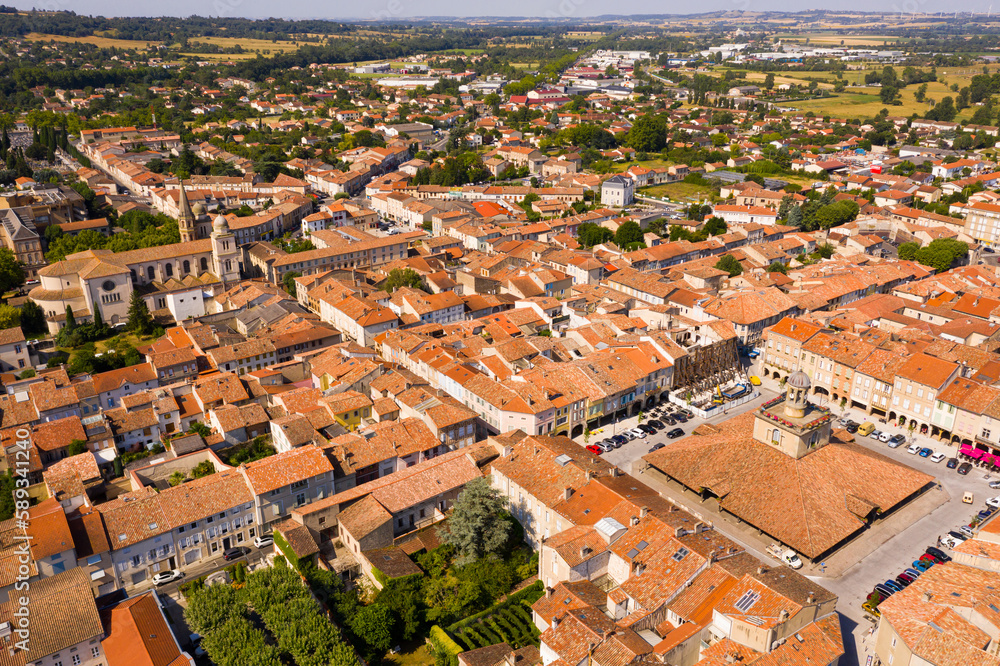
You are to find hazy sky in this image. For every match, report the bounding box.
[29,1,998,20]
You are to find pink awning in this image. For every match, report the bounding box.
[961,444,975,455]
[969,449,984,460]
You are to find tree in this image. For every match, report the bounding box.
[20,299,45,336]
[192,460,216,479]
[127,291,154,336]
[703,217,728,236]
[282,271,301,297]
[614,220,644,248]
[0,304,19,331]
[897,242,920,260]
[440,477,511,565]
[63,305,76,333]
[67,439,88,456]
[767,262,789,274]
[715,254,743,277]
[915,238,968,272]
[577,222,614,248]
[383,268,424,293]
[627,114,667,152]
[0,248,24,295]
[349,604,394,661]
[169,471,187,487]
[764,73,775,91]
[189,421,212,437]
[814,243,836,259]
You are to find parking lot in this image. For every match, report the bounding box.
[571,387,778,470]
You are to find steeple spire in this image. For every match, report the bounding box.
[178,182,195,243]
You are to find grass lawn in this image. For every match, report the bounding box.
[640,181,718,203]
[382,641,434,666]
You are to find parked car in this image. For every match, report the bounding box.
[765,544,803,569]
[888,435,906,448]
[862,601,881,618]
[912,559,932,571]
[648,420,665,430]
[675,415,688,423]
[846,422,860,433]
[897,572,916,584]
[947,530,968,542]
[906,443,921,455]
[884,580,904,593]
[926,547,953,563]
[253,534,274,549]
[990,480,1000,489]
[667,428,685,439]
[941,534,963,549]
[662,416,677,425]
[958,462,973,475]
[918,447,933,458]
[959,525,975,538]
[627,428,646,439]
[930,452,947,463]
[903,568,923,579]
[988,496,1000,509]
[948,458,960,469]
[874,583,896,598]
[152,570,183,586]
[879,432,893,443]
[979,509,995,521]
[586,444,603,455]
[189,634,206,659]
[637,424,656,434]
[870,429,883,440]
[648,443,665,453]
[223,547,251,562]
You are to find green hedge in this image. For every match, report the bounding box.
[447,581,543,633]
[272,530,300,571]
[446,581,544,650]
[428,625,464,666]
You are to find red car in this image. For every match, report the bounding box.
[586,444,603,455]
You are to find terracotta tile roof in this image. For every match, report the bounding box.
[337,494,391,541]
[240,445,333,495]
[25,498,73,560]
[100,592,188,666]
[0,568,102,666]
[32,415,87,452]
[92,363,157,393]
[644,411,933,559]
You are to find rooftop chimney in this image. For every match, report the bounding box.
[806,592,815,604]
[640,506,649,517]
[757,566,767,575]
[564,487,573,501]
[552,616,561,629]
[779,609,790,622]
[580,546,592,559]
[586,470,594,481]
[631,516,640,527]
[545,587,554,600]
[923,591,933,603]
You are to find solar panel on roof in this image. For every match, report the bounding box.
[734,590,761,613]
[626,549,639,559]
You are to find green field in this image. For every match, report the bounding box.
[640,181,718,203]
